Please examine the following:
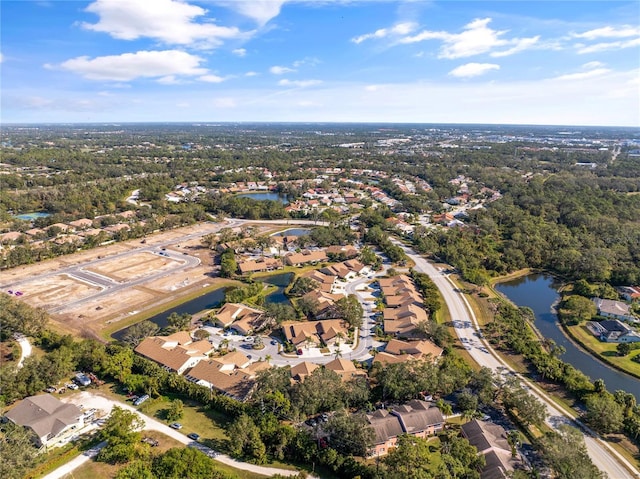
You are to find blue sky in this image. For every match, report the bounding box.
[1,0,639,125]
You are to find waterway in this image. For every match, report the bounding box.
[236,192,289,204]
[495,274,640,400]
[258,272,294,306]
[13,212,51,221]
[272,228,310,237]
[112,288,227,341]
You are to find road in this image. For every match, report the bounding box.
[395,241,639,479]
[16,335,32,368]
[45,391,316,479]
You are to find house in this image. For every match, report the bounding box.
[367,400,444,457]
[67,218,94,230]
[238,258,282,274]
[284,249,328,266]
[300,290,343,319]
[290,361,320,382]
[213,303,265,335]
[185,361,258,402]
[374,339,443,366]
[326,244,359,260]
[383,304,429,337]
[5,394,84,448]
[461,419,520,479]
[324,357,367,382]
[303,269,337,293]
[593,298,635,321]
[282,319,349,348]
[585,320,640,343]
[619,286,640,302]
[134,331,212,374]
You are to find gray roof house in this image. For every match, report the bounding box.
[585,320,640,343]
[593,298,635,322]
[461,419,521,479]
[5,394,84,448]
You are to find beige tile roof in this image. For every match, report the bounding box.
[282,319,348,347]
[238,258,282,273]
[134,333,207,373]
[284,249,328,265]
[186,360,257,402]
[214,303,264,331]
[290,361,320,381]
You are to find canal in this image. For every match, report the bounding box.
[495,273,640,400]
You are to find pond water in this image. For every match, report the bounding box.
[272,228,310,237]
[495,273,640,400]
[14,212,51,221]
[112,287,227,341]
[236,192,289,204]
[258,272,294,306]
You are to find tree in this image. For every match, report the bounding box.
[97,406,144,464]
[335,294,364,329]
[539,425,605,479]
[289,276,319,297]
[559,295,596,325]
[122,320,159,346]
[0,421,40,479]
[383,434,434,479]
[440,435,486,479]
[226,414,266,462]
[584,393,624,434]
[166,313,191,331]
[324,411,375,456]
[166,399,184,422]
[456,389,478,415]
[501,379,547,427]
[617,342,632,356]
[152,447,218,479]
[193,329,210,341]
[115,460,154,479]
[219,248,237,278]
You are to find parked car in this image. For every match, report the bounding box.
[133,394,149,406]
[187,433,200,441]
[45,386,57,393]
[66,383,79,390]
[169,422,182,430]
[297,348,303,355]
[74,373,91,387]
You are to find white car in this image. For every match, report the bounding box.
[66,383,79,390]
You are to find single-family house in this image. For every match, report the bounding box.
[461,419,520,479]
[290,361,320,382]
[585,320,640,343]
[238,258,282,274]
[303,270,336,293]
[374,339,443,366]
[67,218,94,230]
[185,361,257,402]
[593,298,635,322]
[5,394,84,448]
[282,319,349,348]
[619,286,640,302]
[324,358,367,382]
[213,303,265,335]
[134,331,212,374]
[383,304,429,337]
[326,244,359,260]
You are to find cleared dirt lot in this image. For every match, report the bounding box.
[1,223,225,338]
[16,274,101,309]
[86,251,179,282]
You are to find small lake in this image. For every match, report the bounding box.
[14,212,51,221]
[496,274,640,400]
[272,228,310,237]
[112,287,227,341]
[259,272,294,306]
[236,192,289,204]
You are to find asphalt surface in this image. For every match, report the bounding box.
[396,241,639,479]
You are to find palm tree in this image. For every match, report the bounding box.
[436,399,453,417]
[265,354,272,364]
[334,348,343,360]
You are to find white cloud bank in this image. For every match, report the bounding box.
[54,50,208,81]
[82,0,246,47]
[449,62,500,78]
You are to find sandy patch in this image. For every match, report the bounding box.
[15,274,100,309]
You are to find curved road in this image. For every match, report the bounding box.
[396,241,639,479]
[46,391,316,479]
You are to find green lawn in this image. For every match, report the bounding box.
[566,323,640,379]
[138,394,231,449]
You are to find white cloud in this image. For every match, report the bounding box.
[198,74,225,83]
[449,62,500,78]
[82,0,245,48]
[0,53,3,63]
[278,79,322,87]
[555,68,611,81]
[56,50,207,81]
[214,0,286,26]
[232,48,247,57]
[582,61,605,69]
[351,22,417,44]
[576,37,640,54]
[157,75,184,85]
[245,71,258,77]
[573,25,640,39]
[398,17,538,59]
[270,65,295,75]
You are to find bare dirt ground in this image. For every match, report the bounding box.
[2,223,226,338]
[15,274,101,309]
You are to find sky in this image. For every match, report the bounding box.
[1,0,639,126]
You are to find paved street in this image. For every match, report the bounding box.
[396,240,639,479]
[45,391,316,479]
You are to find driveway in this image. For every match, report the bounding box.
[53,391,316,479]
